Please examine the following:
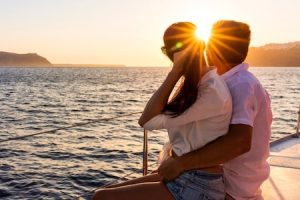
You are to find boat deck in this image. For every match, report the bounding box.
[262,134,300,200]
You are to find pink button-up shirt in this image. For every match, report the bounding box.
[222,63,272,200]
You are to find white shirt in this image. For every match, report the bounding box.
[143,70,232,156]
[222,63,272,200]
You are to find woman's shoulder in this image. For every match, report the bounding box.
[199,69,227,89]
[198,69,232,104]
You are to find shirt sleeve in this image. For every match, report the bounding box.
[143,78,231,130]
[230,82,257,127]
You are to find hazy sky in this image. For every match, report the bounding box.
[0,0,299,66]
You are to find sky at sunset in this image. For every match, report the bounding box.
[0,0,299,66]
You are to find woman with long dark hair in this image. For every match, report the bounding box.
[93,22,232,200]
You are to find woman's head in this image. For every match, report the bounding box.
[162,22,198,61]
[162,22,206,117]
[162,22,206,75]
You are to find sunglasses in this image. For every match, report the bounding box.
[161,42,184,55]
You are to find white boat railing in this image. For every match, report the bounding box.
[296,104,300,136]
[143,129,148,176]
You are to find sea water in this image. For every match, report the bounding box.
[0,67,299,199]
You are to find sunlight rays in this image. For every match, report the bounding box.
[162,20,250,70]
[210,37,244,58]
[195,27,211,43]
[206,23,250,65]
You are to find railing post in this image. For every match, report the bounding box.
[143,129,148,176]
[297,105,300,135]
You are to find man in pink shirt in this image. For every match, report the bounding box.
[158,20,272,200]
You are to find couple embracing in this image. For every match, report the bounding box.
[93,20,272,200]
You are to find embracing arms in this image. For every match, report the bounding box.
[158,124,252,181]
[146,117,253,182]
[180,124,252,168]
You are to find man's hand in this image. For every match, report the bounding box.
[157,157,183,182]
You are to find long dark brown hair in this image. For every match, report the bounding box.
[162,22,206,117]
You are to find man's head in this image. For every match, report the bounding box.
[207,20,251,74]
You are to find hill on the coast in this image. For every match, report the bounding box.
[246,41,300,66]
[0,51,51,66]
[1,41,300,67]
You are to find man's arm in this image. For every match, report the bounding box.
[158,124,252,181]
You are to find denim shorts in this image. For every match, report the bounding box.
[165,170,225,200]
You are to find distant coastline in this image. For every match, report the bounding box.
[246,41,300,67]
[0,51,51,67]
[1,41,300,67]
[51,64,126,68]
[0,51,125,68]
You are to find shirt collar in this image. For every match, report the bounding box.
[221,62,249,80]
[200,69,217,85]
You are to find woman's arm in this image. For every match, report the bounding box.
[143,78,231,130]
[138,51,188,127]
[138,69,182,127]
